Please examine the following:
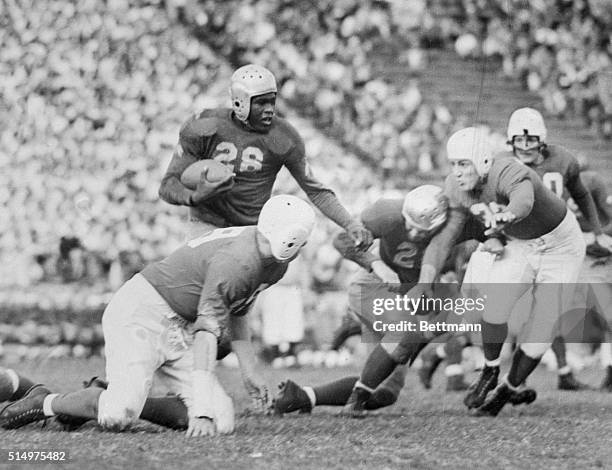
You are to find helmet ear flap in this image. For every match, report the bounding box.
[230,65,277,122]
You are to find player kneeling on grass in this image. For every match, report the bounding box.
[0,195,315,436]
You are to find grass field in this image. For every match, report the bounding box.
[1,357,611,470]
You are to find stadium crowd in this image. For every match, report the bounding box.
[451,0,612,139]
[1,0,610,355]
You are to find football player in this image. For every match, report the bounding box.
[158,63,371,247]
[0,196,315,436]
[506,107,612,391]
[274,186,534,416]
[415,126,585,416]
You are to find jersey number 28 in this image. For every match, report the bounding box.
[214,142,264,172]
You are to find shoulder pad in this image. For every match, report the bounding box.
[267,117,303,155]
[180,109,232,140]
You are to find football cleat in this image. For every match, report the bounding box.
[338,387,371,419]
[56,376,108,431]
[507,387,537,406]
[417,351,443,390]
[475,382,512,417]
[330,314,362,351]
[600,366,612,392]
[464,365,499,409]
[446,374,469,392]
[558,372,592,391]
[0,384,50,429]
[273,380,312,415]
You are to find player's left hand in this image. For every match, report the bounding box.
[595,233,612,252]
[346,220,374,249]
[243,374,273,414]
[186,416,215,437]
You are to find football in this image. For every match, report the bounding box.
[180,160,233,189]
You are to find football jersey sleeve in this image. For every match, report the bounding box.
[158,115,216,206]
[495,162,534,220]
[421,176,469,280]
[332,231,379,270]
[283,136,353,229]
[565,158,602,234]
[193,255,252,340]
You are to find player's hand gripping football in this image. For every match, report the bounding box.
[346,220,374,250]
[243,374,273,414]
[186,416,216,438]
[190,168,235,205]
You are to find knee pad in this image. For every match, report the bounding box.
[97,387,146,431]
[519,343,550,359]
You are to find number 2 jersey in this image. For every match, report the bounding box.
[160,108,348,227]
[140,226,287,339]
[333,198,485,284]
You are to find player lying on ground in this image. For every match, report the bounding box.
[274,185,535,417]
[0,195,315,436]
[158,63,371,249]
[417,126,586,417]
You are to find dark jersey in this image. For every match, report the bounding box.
[159,108,351,228]
[525,144,602,233]
[447,155,567,239]
[576,171,612,229]
[422,156,568,276]
[333,198,485,284]
[141,226,287,338]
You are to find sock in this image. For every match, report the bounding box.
[507,347,541,388]
[551,336,568,370]
[601,343,612,367]
[140,397,189,430]
[312,377,358,406]
[481,321,508,362]
[359,345,398,390]
[557,365,571,376]
[365,388,398,410]
[502,374,518,391]
[43,394,59,416]
[378,366,406,395]
[444,336,465,365]
[302,386,316,408]
[485,358,501,368]
[50,388,104,419]
[445,364,464,377]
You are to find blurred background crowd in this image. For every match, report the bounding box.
[1,0,610,357]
